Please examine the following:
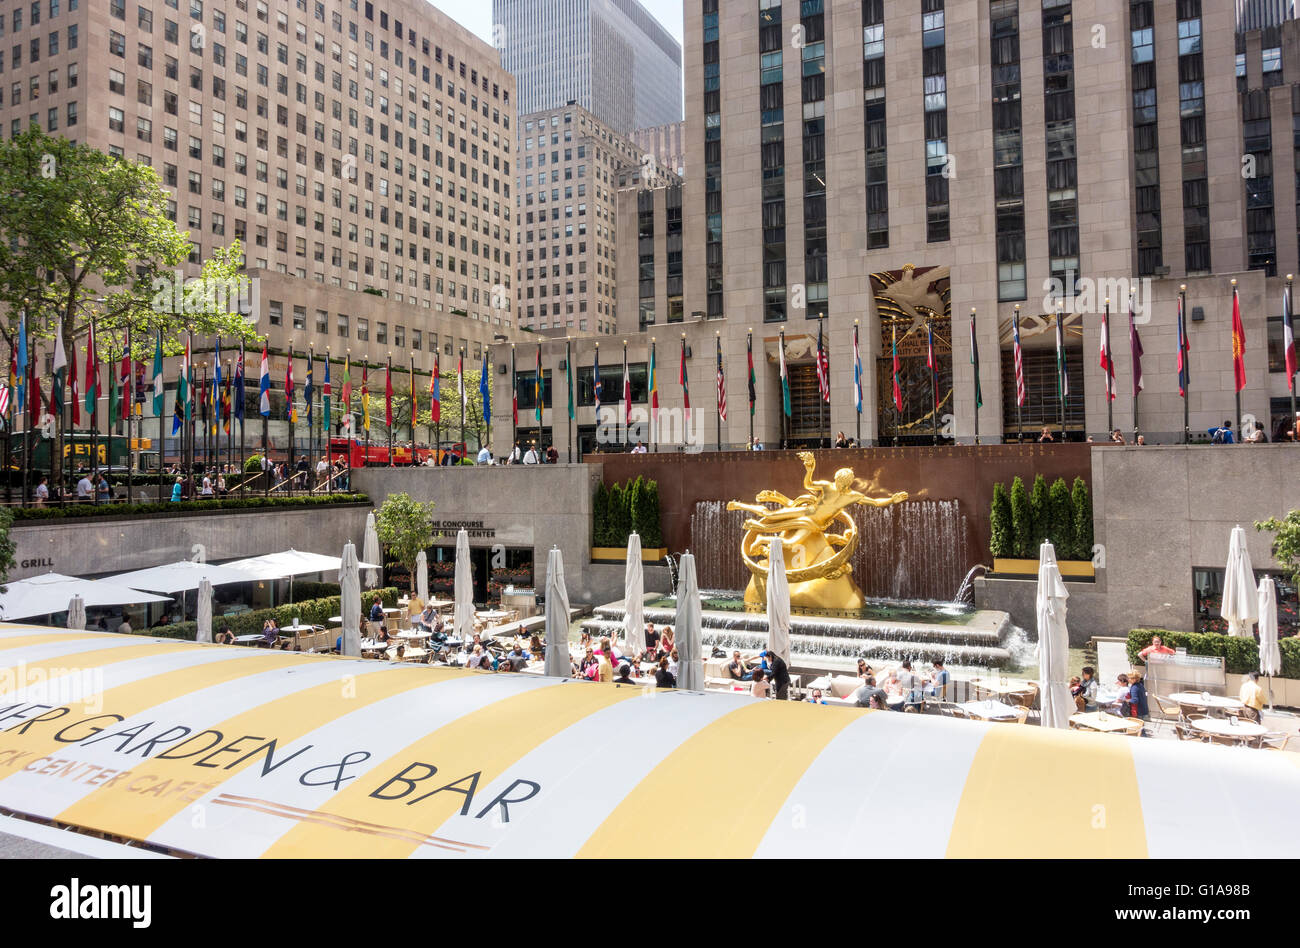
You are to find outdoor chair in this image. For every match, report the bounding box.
[948,707,969,720]
[1225,705,1261,724]
[1122,719,1145,738]
[1257,732,1292,751]
[1174,723,1206,742]
[1206,732,1246,748]
[1151,694,1183,725]
[1074,694,1086,713]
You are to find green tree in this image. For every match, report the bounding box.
[416,368,493,450]
[989,482,1012,558]
[627,475,645,537]
[1257,510,1300,588]
[1010,475,1033,558]
[593,482,610,547]
[608,482,629,546]
[0,507,16,591]
[374,492,439,581]
[641,479,664,548]
[1071,477,1093,561]
[1029,474,1050,546]
[1047,477,1075,557]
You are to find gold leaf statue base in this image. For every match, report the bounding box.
[727,452,907,612]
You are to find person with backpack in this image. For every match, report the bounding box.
[1208,420,1235,444]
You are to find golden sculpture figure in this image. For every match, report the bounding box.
[727,452,908,610]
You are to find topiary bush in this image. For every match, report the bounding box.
[989,482,1012,558]
[1029,474,1049,547]
[1071,477,1093,562]
[593,482,610,546]
[1009,475,1033,558]
[13,493,369,521]
[1047,477,1074,560]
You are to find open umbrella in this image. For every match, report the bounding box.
[107,560,258,594]
[544,547,571,678]
[453,528,474,642]
[766,536,791,667]
[416,550,429,603]
[0,573,169,621]
[1223,525,1259,638]
[339,541,362,657]
[196,578,213,643]
[675,551,703,692]
[1035,540,1073,729]
[363,512,381,589]
[622,532,644,658]
[1258,575,1281,709]
[66,595,86,631]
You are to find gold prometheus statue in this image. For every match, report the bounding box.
[726,452,908,610]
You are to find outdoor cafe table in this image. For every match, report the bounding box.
[1070,711,1133,733]
[395,630,429,643]
[959,699,1020,720]
[1169,692,1245,711]
[967,677,1034,696]
[233,634,264,645]
[426,599,454,611]
[280,623,317,635]
[476,610,511,626]
[1191,717,1267,739]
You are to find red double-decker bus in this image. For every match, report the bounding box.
[326,437,466,467]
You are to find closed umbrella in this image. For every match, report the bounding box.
[339,541,362,657]
[66,595,86,631]
[766,536,791,667]
[544,547,571,678]
[416,550,429,603]
[1035,540,1073,729]
[1223,525,1259,638]
[363,512,381,589]
[195,578,214,643]
[622,532,644,659]
[675,551,703,692]
[453,528,474,642]
[1258,575,1280,709]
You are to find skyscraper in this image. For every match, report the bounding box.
[493,0,682,134]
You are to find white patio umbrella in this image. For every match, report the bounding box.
[195,578,213,644]
[675,551,703,692]
[66,595,86,631]
[107,560,256,594]
[363,512,382,589]
[453,528,475,642]
[622,532,644,658]
[1258,575,1281,709]
[544,547,571,678]
[1223,525,1259,638]
[339,541,362,657]
[416,550,429,603]
[1035,541,1073,729]
[0,573,169,621]
[766,536,791,667]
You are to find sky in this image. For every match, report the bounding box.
[427,0,685,48]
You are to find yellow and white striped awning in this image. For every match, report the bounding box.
[0,626,1296,858]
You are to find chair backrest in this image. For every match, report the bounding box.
[1206,732,1243,748]
[1123,719,1144,737]
[949,707,969,719]
[1174,724,1202,741]
[1152,694,1182,718]
[1014,707,1029,725]
[1260,732,1291,751]
[1074,694,1086,713]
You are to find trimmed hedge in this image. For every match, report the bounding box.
[1127,627,1300,680]
[13,493,369,521]
[128,586,400,642]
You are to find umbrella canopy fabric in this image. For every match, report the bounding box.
[622,533,644,657]
[416,550,429,603]
[1223,525,1260,638]
[0,573,169,621]
[221,549,380,581]
[766,537,792,666]
[105,560,255,594]
[675,552,703,692]
[453,529,475,641]
[1035,541,1073,730]
[1259,576,1281,677]
[339,542,362,657]
[196,578,214,644]
[66,595,86,631]
[544,547,571,678]
[363,512,381,589]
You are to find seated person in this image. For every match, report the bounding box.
[389,643,407,663]
[853,682,887,708]
[464,644,489,670]
[529,634,544,660]
[368,598,385,624]
[654,657,676,689]
[579,647,599,679]
[880,668,903,697]
[897,660,923,706]
[856,659,875,684]
[925,660,951,699]
[1079,666,1100,711]
[375,625,391,644]
[216,627,236,646]
[261,619,280,646]
[807,688,828,705]
[868,693,887,710]
[726,650,755,682]
[614,663,635,685]
[750,668,770,698]
[414,603,437,631]
[1107,673,1132,716]
[644,622,660,656]
[1137,634,1175,661]
[667,647,680,679]
[1239,671,1266,717]
[659,626,675,655]
[506,643,528,667]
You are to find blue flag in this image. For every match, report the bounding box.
[304,353,314,424]
[593,347,602,411]
[15,310,26,411]
[234,343,245,421]
[479,349,490,428]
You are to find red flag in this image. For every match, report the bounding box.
[511,351,518,425]
[679,337,690,411]
[285,353,297,423]
[1099,304,1115,402]
[120,328,132,421]
[70,349,80,426]
[1231,285,1247,393]
[891,326,903,412]
[430,353,441,424]
[385,361,393,428]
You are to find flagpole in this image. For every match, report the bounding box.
[853,321,863,446]
[1180,284,1190,444]
[1129,292,1140,443]
[747,330,756,449]
[187,331,195,486]
[971,309,981,446]
[650,338,658,453]
[459,347,465,458]
[157,332,165,503]
[1288,274,1297,432]
[714,332,722,452]
[928,319,938,446]
[408,352,414,464]
[225,357,233,492]
[238,343,246,498]
[1232,278,1242,442]
[1014,305,1023,442]
[21,304,30,508]
[1104,299,1113,435]
[779,329,787,448]
[386,353,393,467]
[4,336,12,508]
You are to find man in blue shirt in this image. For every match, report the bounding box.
[476,445,492,464]
[1208,421,1235,444]
[926,660,952,700]
[369,598,384,623]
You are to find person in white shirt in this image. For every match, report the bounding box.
[76,475,93,500]
[476,446,492,465]
[200,475,214,497]
[316,457,329,483]
[508,441,523,464]
[631,441,647,454]
[523,444,539,464]
[34,477,49,505]
[116,619,133,635]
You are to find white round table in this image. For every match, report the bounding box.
[1170,692,1244,711]
[959,700,1020,720]
[1191,718,1267,738]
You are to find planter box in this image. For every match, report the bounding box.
[591,546,669,563]
[992,557,1095,579]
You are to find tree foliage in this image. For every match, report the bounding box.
[1009,475,1033,558]
[1047,477,1075,560]
[0,507,15,590]
[1257,510,1300,588]
[374,492,439,579]
[989,482,1012,558]
[1029,474,1050,546]
[1071,477,1093,562]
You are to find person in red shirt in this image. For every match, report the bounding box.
[1138,634,1175,661]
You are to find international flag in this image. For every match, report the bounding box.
[715,336,727,422]
[456,350,465,423]
[854,325,864,415]
[1231,284,1247,393]
[1177,295,1191,397]
[891,325,902,413]
[258,344,271,417]
[341,354,353,415]
[15,309,26,412]
[1285,282,1298,390]
[430,353,440,424]
[1012,308,1026,407]
[511,349,518,425]
[649,342,659,421]
[173,338,190,435]
[815,320,830,403]
[623,347,632,420]
[679,337,690,411]
[108,349,120,426]
[221,361,231,434]
[84,319,101,422]
[384,359,393,429]
[304,353,314,426]
[925,319,937,408]
[234,343,246,424]
[0,354,9,419]
[70,343,80,426]
[1099,303,1115,402]
[195,364,205,434]
[479,349,491,429]
[534,347,542,424]
[747,333,756,417]
[29,363,41,427]
[285,351,297,423]
[1129,299,1144,398]
[1054,309,1069,400]
[566,341,575,421]
[51,320,67,414]
[970,312,983,410]
[152,333,164,418]
[593,346,602,411]
[779,333,791,417]
[362,363,371,432]
[207,336,217,433]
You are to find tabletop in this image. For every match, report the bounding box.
[1070,711,1133,733]
[234,634,263,643]
[968,678,1035,695]
[476,610,511,622]
[395,630,429,641]
[1191,717,1267,738]
[1170,692,1244,710]
[281,624,316,634]
[959,700,1020,720]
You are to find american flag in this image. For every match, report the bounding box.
[0,383,9,418]
[815,319,830,403]
[1099,303,1116,402]
[1012,308,1026,407]
[716,338,727,422]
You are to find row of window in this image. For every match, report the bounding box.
[265,297,483,356]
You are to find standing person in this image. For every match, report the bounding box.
[631,440,647,454]
[1038,426,1055,443]
[545,444,559,464]
[768,650,790,700]
[751,437,764,451]
[1208,420,1235,444]
[76,471,94,502]
[508,440,523,464]
[1239,671,1266,719]
[33,476,49,506]
[834,431,848,448]
[523,442,540,464]
[1137,634,1175,661]
[170,476,184,502]
[96,472,111,503]
[200,472,215,497]
[316,455,329,486]
[1127,671,1150,727]
[1109,429,1126,444]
